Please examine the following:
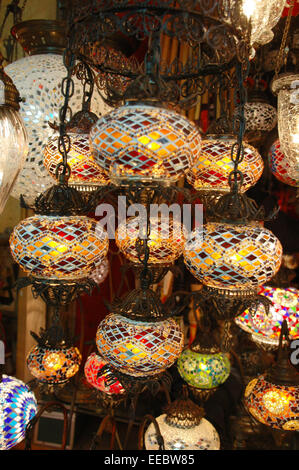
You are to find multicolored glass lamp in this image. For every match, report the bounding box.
[185,134,263,194]
[177,332,231,400]
[236,286,299,351]
[143,392,220,450]
[268,139,298,187]
[90,101,202,185]
[26,325,81,386]
[0,60,28,214]
[0,374,37,450]
[96,313,184,378]
[244,321,299,432]
[84,352,125,396]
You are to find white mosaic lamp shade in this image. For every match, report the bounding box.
[90,102,202,185]
[144,414,220,451]
[5,54,111,204]
[183,222,283,292]
[0,375,37,450]
[9,215,109,280]
[185,135,263,193]
[96,313,184,377]
[244,102,277,132]
[0,105,28,214]
[272,74,299,183]
[115,216,187,265]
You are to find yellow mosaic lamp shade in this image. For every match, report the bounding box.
[44,132,109,191]
[96,313,184,377]
[115,216,187,265]
[244,374,299,431]
[90,102,202,185]
[186,135,263,193]
[27,344,81,384]
[9,215,109,280]
[183,222,282,292]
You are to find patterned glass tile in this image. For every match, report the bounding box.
[96,314,184,377]
[90,104,201,184]
[184,222,282,291]
[10,215,109,280]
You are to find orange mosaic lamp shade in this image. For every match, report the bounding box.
[90,103,202,185]
[96,313,184,377]
[183,222,282,292]
[186,135,263,193]
[44,133,110,191]
[244,374,299,431]
[115,216,186,265]
[9,215,109,280]
[27,344,81,384]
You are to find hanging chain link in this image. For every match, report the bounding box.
[55,46,76,182]
[274,0,296,81]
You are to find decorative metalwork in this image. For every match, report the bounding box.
[96,313,184,377]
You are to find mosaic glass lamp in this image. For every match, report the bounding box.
[244,322,299,431]
[6,20,111,205]
[43,111,110,192]
[96,313,184,377]
[84,353,125,395]
[90,101,202,185]
[177,346,231,392]
[236,286,299,350]
[185,135,263,193]
[271,73,299,183]
[144,395,220,451]
[9,215,109,280]
[243,101,277,132]
[0,375,37,450]
[90,257,109,285]
[268,139,298,187]
[183,222,282,293]
[0,65,28,214]
[115,216,186,266]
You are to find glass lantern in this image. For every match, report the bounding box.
[235,286,299,350]
[115,216,186,265]
[271,73,299,183]
[268,139,298,187]
[96,313,184,377]
[186,135,263,193]
[9,215,109,280]
[90,102,202,185]
[183,222,283,292]
[84,353,125,395]
[244,374,299,431]
[177,348,231,390]
[0,375,37,450]
[27,344,81,384]
[243,102,277,132]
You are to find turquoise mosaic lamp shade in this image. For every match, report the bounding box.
[177,348,231,390]
[0,375,37,450]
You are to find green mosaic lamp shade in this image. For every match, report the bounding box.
[177,348,231,390]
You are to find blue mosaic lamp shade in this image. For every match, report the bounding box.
[177,348,231,390]
[0,375,37,450]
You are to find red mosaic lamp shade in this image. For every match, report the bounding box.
[44,132,110,191]
[96,313,184,377]
[115,216,186,265]
[84,353,125,395]
[183,222,283,292]
[186,135,263,193]
[90,102,202,185]
[268,139,298,187]
[9,215,109,280]
[27,344,81,384]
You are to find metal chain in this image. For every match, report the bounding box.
[274,0,296,81]
[56,46,76,181]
